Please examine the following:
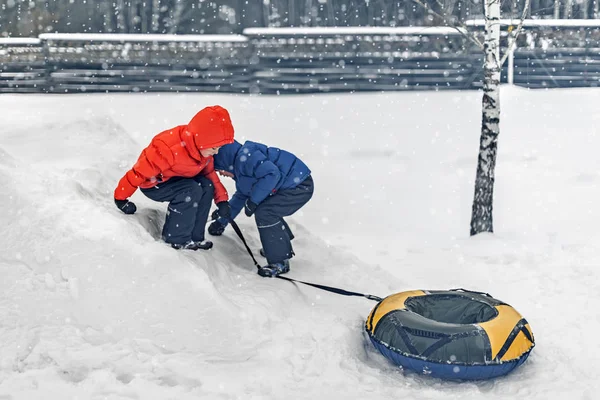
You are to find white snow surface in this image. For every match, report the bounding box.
[0,87,599,399]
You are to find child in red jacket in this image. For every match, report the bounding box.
[114,105,234,250]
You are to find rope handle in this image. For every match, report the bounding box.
[449,288,493,298]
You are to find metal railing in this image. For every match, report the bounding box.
[1,22,600,94]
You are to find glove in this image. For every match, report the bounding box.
[208,220,226,236]
[216,201,231,220]
[244,200,258,217]
[115,198,137,215]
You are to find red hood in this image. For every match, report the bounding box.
[186,105,235,150]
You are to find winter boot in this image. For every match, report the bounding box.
[195,240,213,250]
[171,240,213,251]
[171,240,200,250]
[257,260,290,278]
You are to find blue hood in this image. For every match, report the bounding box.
[214,140,242,172]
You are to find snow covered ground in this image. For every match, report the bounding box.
[1,86,599,399]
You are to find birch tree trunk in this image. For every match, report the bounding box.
[581,0,588,19]
[152,0,160,32]
[367,1,375,24]
[327,0,335,25]
[470,0,501,236]
[564,0,574,18]
[554,0,561,18]
[168,0,185,33]
[289,0,296,26]
[103,1,114,32]
[141,0,148,33]
[133,0,141,32]
[129,0,136,32]
[116,0,126,32]
[264,0,272,26]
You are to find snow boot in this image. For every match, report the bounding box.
[257,260,290,278]
[195,240,213,250]
[171,240,213,251]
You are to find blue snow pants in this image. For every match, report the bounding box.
[256,176,314,265]
[141,175,214,245]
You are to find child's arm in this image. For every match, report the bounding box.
[241,153,281,205]
[200,157,229,204]
[217,191,248,225]
[114,140,174,200]
[251,161,281,204]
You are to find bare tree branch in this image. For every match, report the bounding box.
[500,0,532,66]
[411,0,484,48]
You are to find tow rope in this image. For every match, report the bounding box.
[228,218,382,302]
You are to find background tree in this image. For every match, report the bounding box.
[470,0,530,235]
[409,0,529,235]
[1,0,597,37]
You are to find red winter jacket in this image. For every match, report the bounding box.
[114,105,235,203]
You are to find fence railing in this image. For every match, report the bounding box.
[1,22,600,94]
[244,26,484,93]
[467,19,600,88]
[0,38,45,93]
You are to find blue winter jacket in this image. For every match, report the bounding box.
[213,140,311,224]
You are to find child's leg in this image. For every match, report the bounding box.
[255,176,314,264]
[141,178,206,245]
[190,176,214,242]
[281,218,295,241]
[255,209,293,264]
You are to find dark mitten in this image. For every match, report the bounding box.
[208,220,226,236]
[244,200,258,217]
[115,198,137,215]
[216,201,231,219]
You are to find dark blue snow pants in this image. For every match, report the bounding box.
[255,176,314,265]
[141,175,214,245]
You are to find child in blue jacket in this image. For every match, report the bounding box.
[209,140,314,277]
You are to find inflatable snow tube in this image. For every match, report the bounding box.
[366,289,535,380]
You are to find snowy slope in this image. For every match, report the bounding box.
[1,87,599,399]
